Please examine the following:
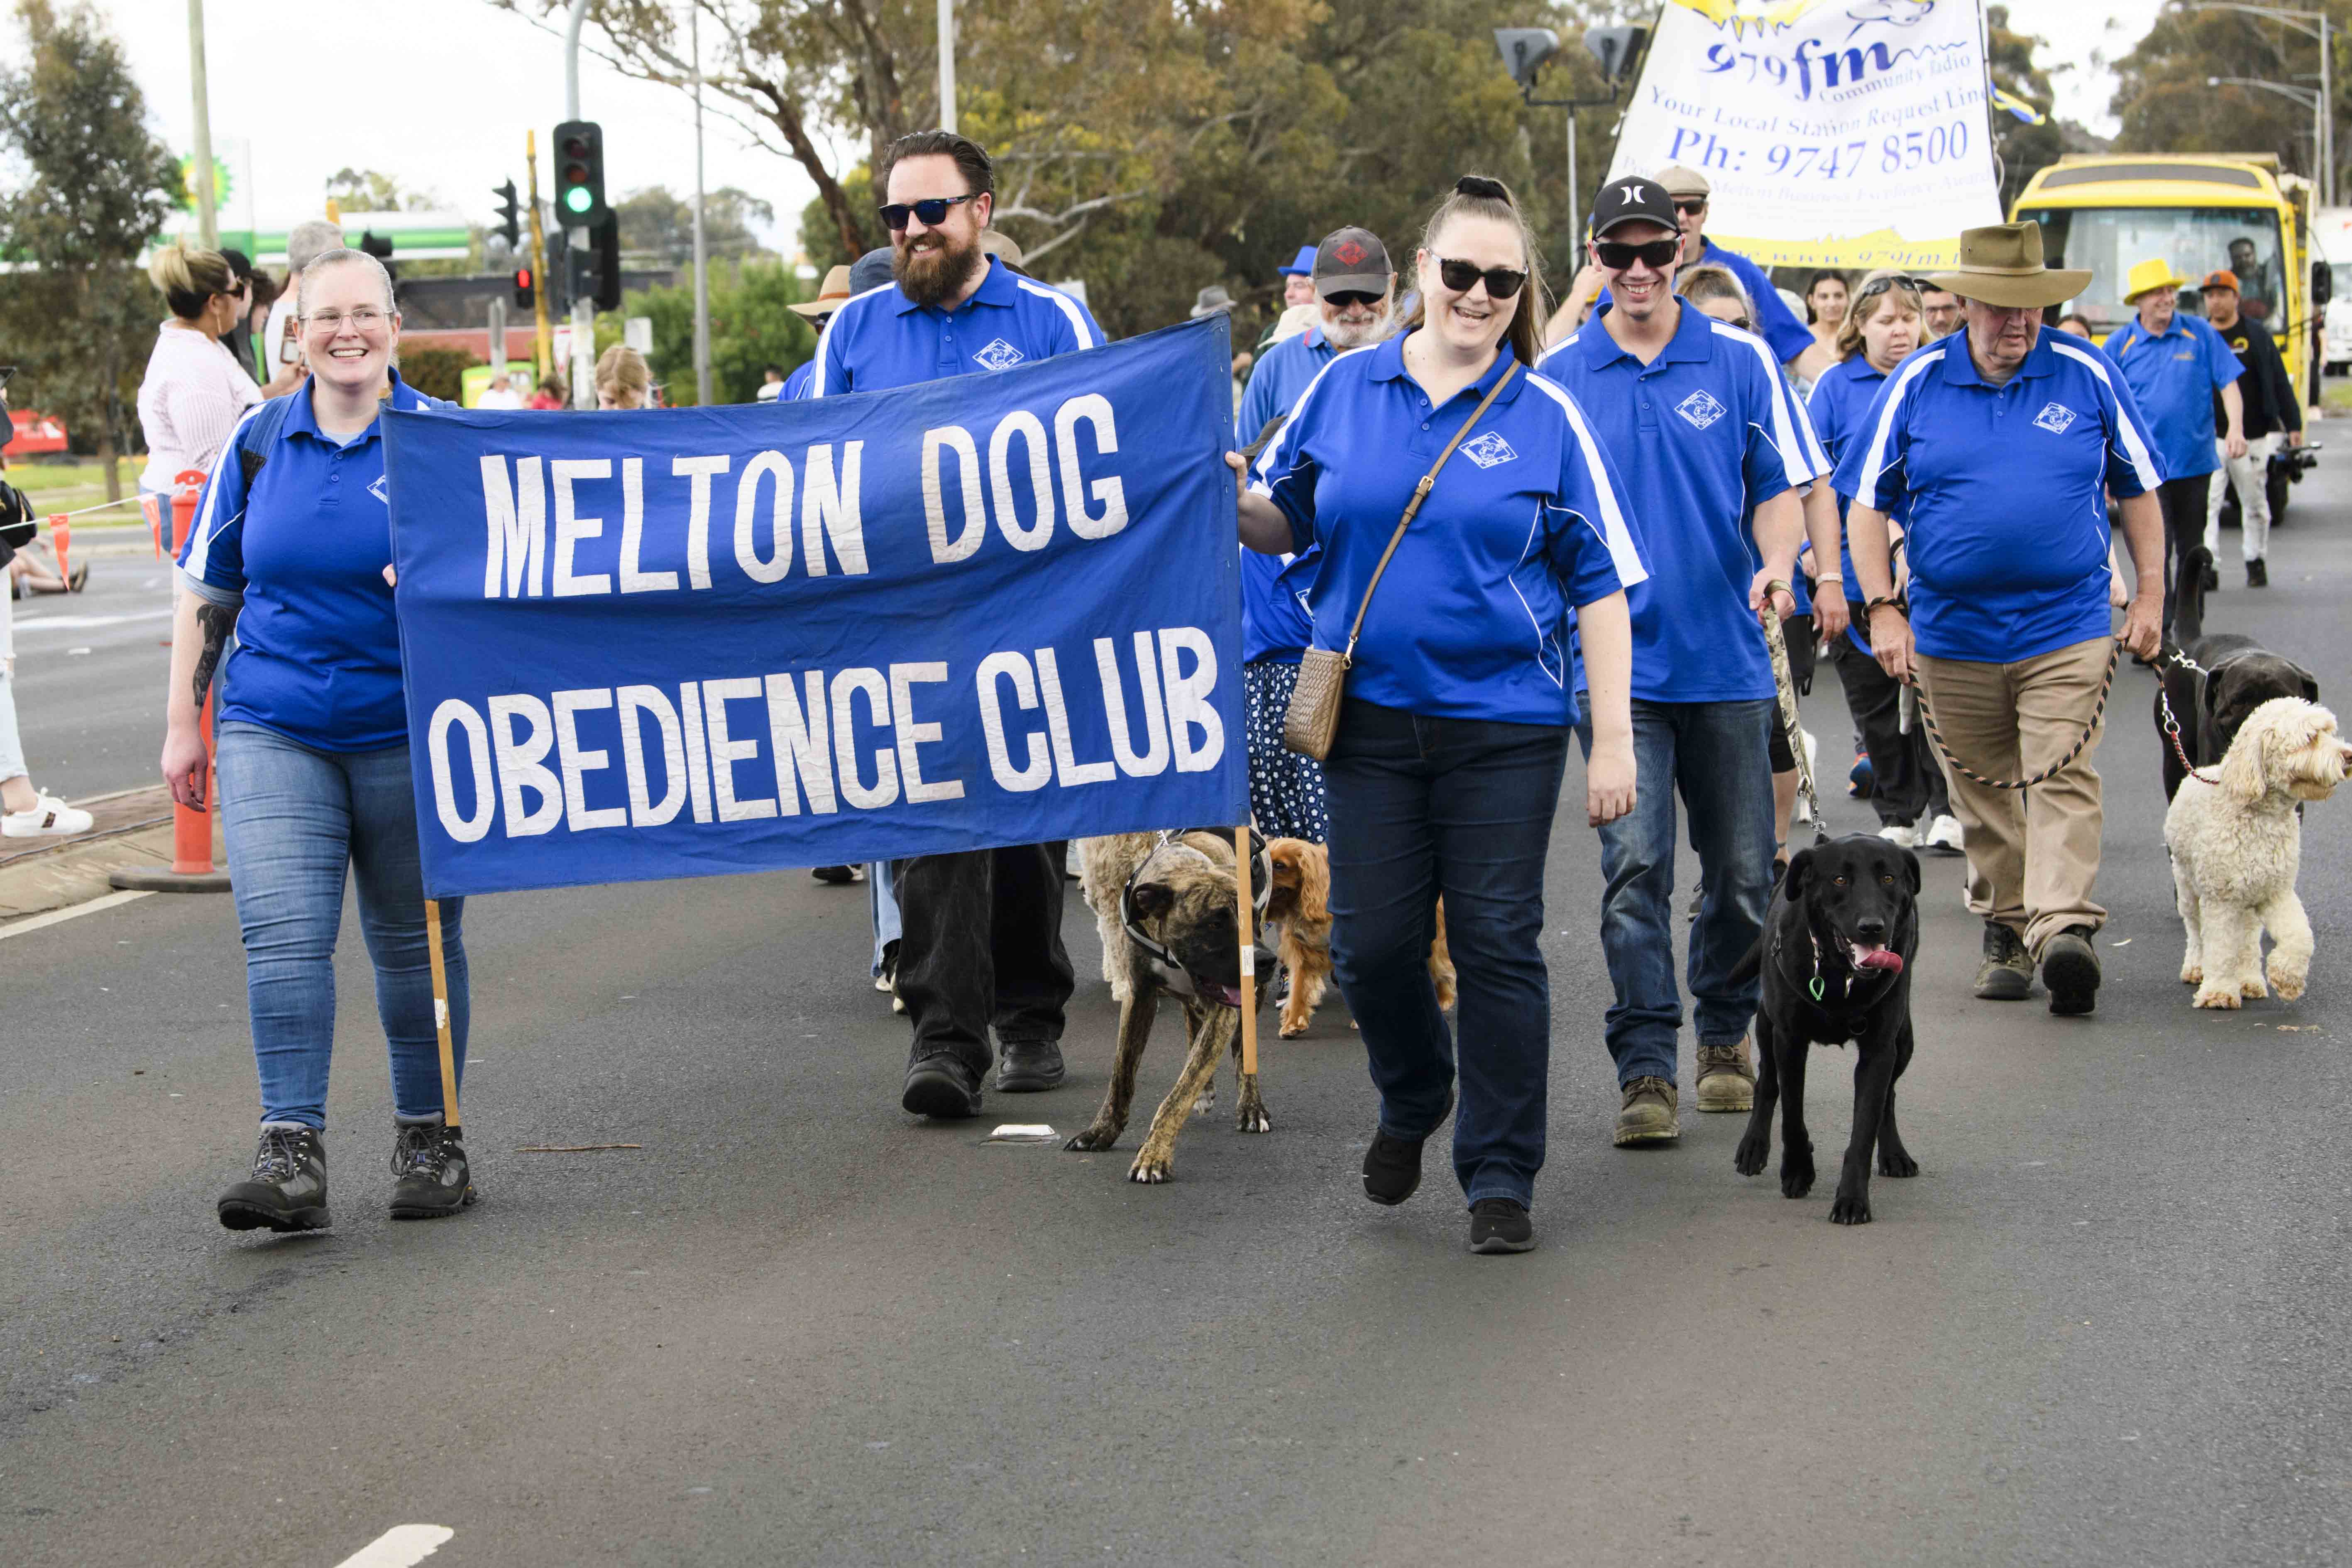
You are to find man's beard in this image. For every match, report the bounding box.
[1322,304,1392,350]
[895,230,983,308]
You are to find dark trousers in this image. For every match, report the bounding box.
[890,843,1074,1076]
[2155,473,2209,634]
[1322,701,1568,1209]
[1830,639,1950,828]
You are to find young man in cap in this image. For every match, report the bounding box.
[1843,222,2167,1015]
[1229,225,1399,844]
[1538,176,1821,1146]
[2103,258,2244,632]
[2198,267,2302,587]
[1280,245,1318,309]
[811,129,1106,1118]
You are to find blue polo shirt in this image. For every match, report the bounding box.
[1597,238,1815,365]
[1248,338,1647,727]
[1806,352,1911,656]
[178,371,448,752]
[1834,329,2166,663]
[1233,324,1344,664]
[1538,302,1822,704]
[779,359,817,401]
[810,256,1102,395]
[2101,313,2240,480]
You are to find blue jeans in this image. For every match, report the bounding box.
[215,722,466,1129]
[1575,697,1775,1086]
[1323,701,1568,1209]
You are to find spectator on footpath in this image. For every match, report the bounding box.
[756,364,788,401]
[594,343,652,409]
[1841,222,2167,1016]
[0,429,94,839]
[811,129,1107,1117]
[1230,224,1400,845]
[1537,176,1820,1147]
[2197,268,2301,589]
[166,246,477,1230]
[1804,271,1847,362]
[473,372,525,410]
[137,242,300,531]
[1237,175,1643,1253]
[2103,258,2243,633]
[260,218,344,381]
[525,374,566,411]
[1805,271,1959,853]
[1919,284,1962,340]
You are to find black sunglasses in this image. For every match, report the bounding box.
[877,193,978,231]
[1855,274,1933,303]
[1673,198,1707,216]
[1435,258,1527,299]
[1594,237,1680,271]
[1322,289,1385,308]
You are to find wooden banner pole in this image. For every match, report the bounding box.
[425,898,462,1130]
[1234,827,1258,1076]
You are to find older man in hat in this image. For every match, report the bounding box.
[2103,257,2245,631]
[1839,222,2168,1017]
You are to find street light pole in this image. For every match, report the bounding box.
[2191,3,2335,203]
[938,0,957,133]
[691,3,712,406]
[187,0,216,248]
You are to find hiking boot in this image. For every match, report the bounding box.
[1468,1198,1536,1254]
[2247,558,2268,588]
[1614,1076,1680,1146]
[1363,1092,1452,1206]
[389,1121,476,1220]
[2040,925,2101,1016]
[902,1054,983,1118]
[995,1039,1066,1093]
[218,1126,330,1233]
[1694,1039,1756,1113]
[1973,921,2033,1000]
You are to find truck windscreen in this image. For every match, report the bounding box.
[2022,206,2286,335]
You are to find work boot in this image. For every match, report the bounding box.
[1694,1039,1756,1113]
[902,1054,983,1118]
[1362,1092,1452,1206]
[1613,1076,1680,1147]
[1973,921,2033,1000]
[995,1039,1066,1093]
[1468,1198,1535,1254]
[217,1126,330,1233]
[2040,925,2101,1016]
[389,1121,476,1220]
[2247,558,2269,588]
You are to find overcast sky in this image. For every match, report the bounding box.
[2032,1,2169,134]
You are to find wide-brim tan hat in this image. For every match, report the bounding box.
[1924,221,2089,311]
[789,264,853,318]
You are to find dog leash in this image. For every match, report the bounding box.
[1759,588,1829,844]
[2153,642,2223,787]
[1881,631,2125,793]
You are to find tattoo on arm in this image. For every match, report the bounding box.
[192,602,234,707]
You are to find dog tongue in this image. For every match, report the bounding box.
[1852,944,1904,974]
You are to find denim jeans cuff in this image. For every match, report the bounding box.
[259,1118,320,1133]
[1465,1184,1533,1211]
[994,1032,1061,1047]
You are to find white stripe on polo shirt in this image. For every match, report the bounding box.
[1245,347,1372,495]
[1853,340,1953,503]
[1521,372,1649,591]
[805,283,901,399]
[1014,276,1097,350]
[1508,501,1567,690]
[2048,338,2166,492]
[181,399,271,587]
[1708,319,1819,488]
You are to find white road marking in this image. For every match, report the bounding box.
[10,608,174,633]
[0,889,153,943]
[330,1525,455,1568]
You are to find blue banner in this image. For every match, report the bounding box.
[383,316,1246,898]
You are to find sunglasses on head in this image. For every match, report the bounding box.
[1855,274,1933,303]
[1594,237,1680,271]
[1673,198,1707,216]
[877,192,978,231]
[1434,258,1527,299]
[1323,289,1384,308]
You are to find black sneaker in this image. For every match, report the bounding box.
[1363,1093,1451,1205]
[810,865,859,885]
[2247,558,2269,588]
[218,1126,330,1232]
[2041,925,2101,1016]
[389,1122,476,1219]
[1973,921,2033,1000]
[996,1039,1066,1093]
[1469,1198,1536,1254]
[902,1054,983,1118]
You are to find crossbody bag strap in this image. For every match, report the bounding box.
[1339,359,1518,663]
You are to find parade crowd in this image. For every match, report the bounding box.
[52,126,2290,1255]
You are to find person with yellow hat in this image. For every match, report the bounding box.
[2101,256,2245,633]
[1836,222,2169,1018]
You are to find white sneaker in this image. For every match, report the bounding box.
[1877,822,1918,849]
[1924,814,1964,853]
[2,792,94,838]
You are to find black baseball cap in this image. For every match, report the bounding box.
[1313,227,1393,298]
[1588,176,1679,240]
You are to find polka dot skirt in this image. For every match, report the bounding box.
[1243,659,1330,844]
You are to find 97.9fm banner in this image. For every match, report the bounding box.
[1606,0,2006,269]
[381,316,1248,899]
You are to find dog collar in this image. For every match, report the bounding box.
[1803,927,1901,1010]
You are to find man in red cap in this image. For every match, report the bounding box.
[2198,267,2302,588]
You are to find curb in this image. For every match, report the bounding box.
[0,784,227,922]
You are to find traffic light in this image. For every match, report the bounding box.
[513,267,535,308]
[552,120,606,226]
[568,213,622,312]
[493,180,522,250]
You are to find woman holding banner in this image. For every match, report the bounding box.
[164,247,478,1234]
[1232,176,1645,1255]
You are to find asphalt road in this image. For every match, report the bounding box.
[4,466,2349,1567]
[7,544,178,801]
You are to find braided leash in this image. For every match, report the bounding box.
[2154,644,2222,787]
[1758,587,1828,842]
[1901,640,2123,791]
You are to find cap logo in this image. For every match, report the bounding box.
[1332,239,1368,267]
[1618,183,1642,203]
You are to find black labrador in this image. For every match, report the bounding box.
[2159,546,2321,801]
[1732,835,1921,1226]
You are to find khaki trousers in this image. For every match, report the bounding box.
[1914,636,2111,954]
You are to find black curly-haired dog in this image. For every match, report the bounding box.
[1732,835,1922,1225]
[2159,545,2320,802]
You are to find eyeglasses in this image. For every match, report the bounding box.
[1323,290,1384,308]
[1594,238,1680,271]
[1434,258,1527,299]
[304,308,391,332]
[1673,199,1707,216]
[877,193,978,231]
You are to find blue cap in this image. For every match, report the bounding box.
[1279,244,1317,277]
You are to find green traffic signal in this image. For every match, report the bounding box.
[564,186,592,213]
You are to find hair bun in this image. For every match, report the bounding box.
[1454,175,1511,202]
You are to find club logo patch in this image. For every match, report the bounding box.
[368,475,391,505]
[2032,402,2077,435]
[973,338,1025,371]
[1675,389,1727,430]
[1332,238,1368,267]
[1460,431,1518,468]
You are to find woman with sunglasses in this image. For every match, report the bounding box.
[167,247,479,1235]
[136,244,290,524]
[1232,175,1645,1254]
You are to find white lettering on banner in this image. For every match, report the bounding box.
[976,651,1052,793]
[830,668,899,809]
[735,451,795,584]
[989,410,1056,552]
[922,425,987,564]
[1095,633,1169,776]
[677,682,716,824]
[1159,627,1222,773]
[488,695,564,836]
[672,454,730,590]
[1034,647,1117,787]
[1055,395,1129,540]
[616,459,677,594]
[702,678,779,822]
[890,663,963,803]
[553,688,629,831]
[428,699,496,842]
[480,456,546,599]
[763,671,838,815]
[616,685,688,826]
[801,443,868,575]
[550,459,614,597]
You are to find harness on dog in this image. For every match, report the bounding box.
[1119,827,1271,1005]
